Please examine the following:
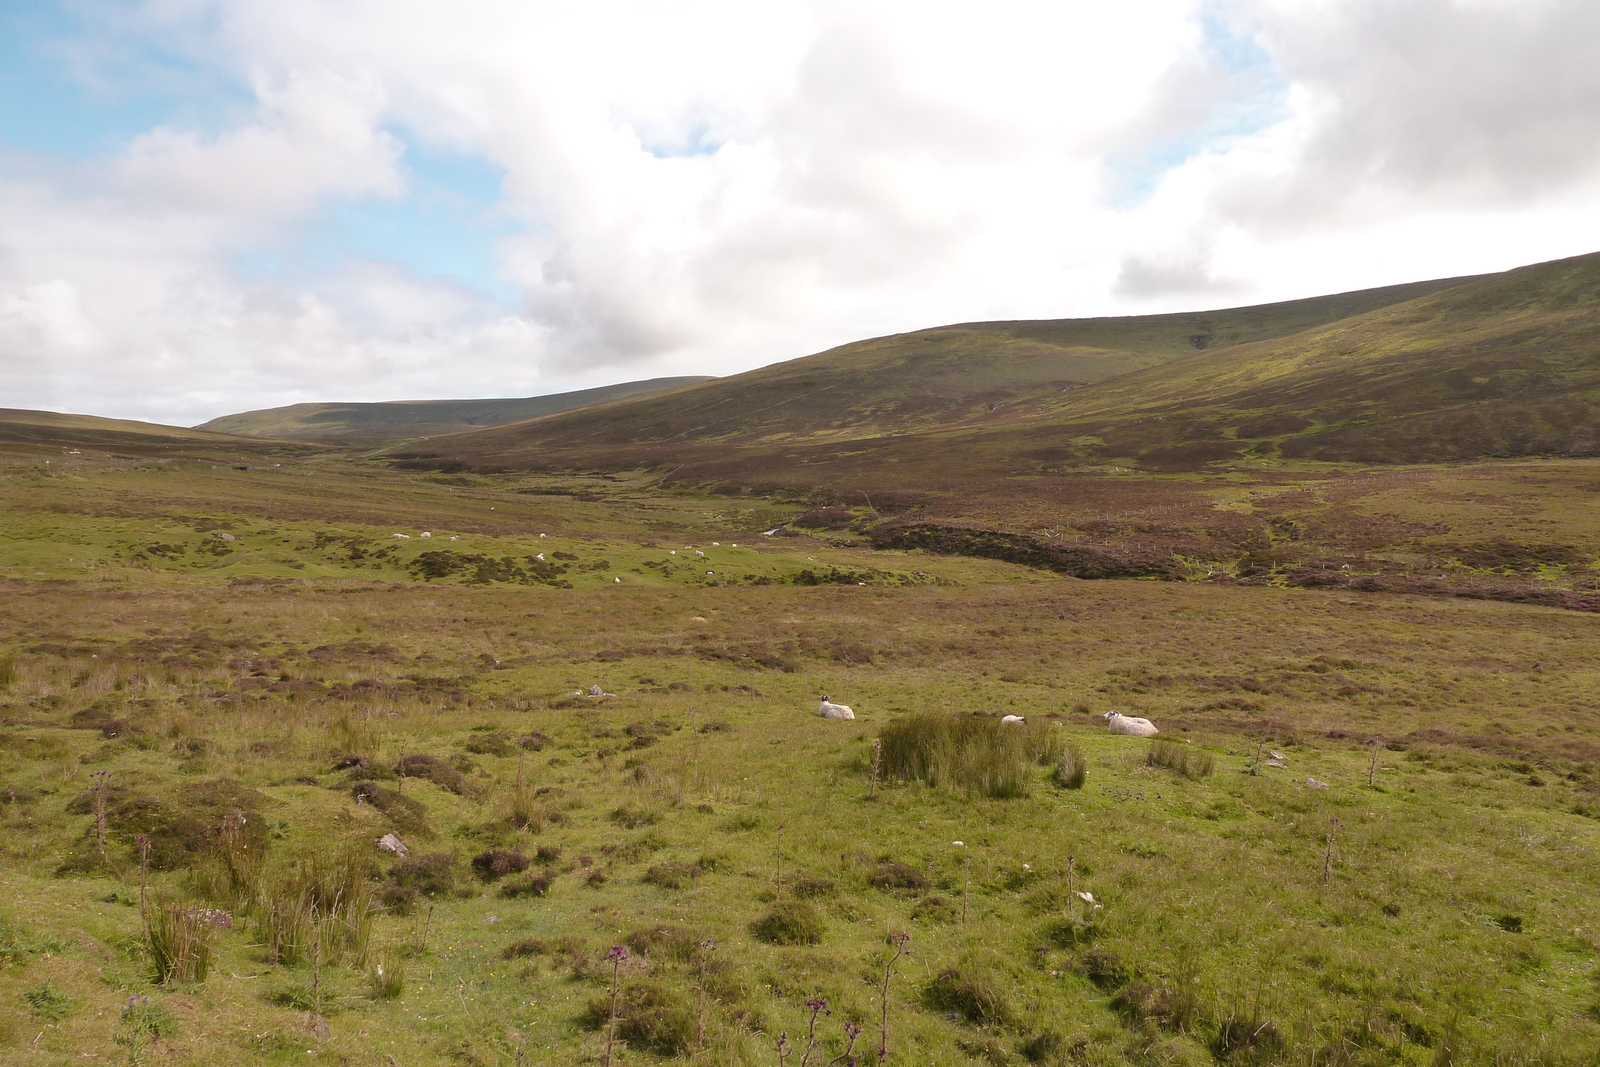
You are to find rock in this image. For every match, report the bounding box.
[304,1013,329,1042]
[377,833,410,857]
[1265,759,1286,769]
[1305,777,1329,789]
[1270,751,1286,761]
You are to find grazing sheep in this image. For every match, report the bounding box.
[818,696,855,720]
[1000,715,1025,725]
[420,531,431,539]
[392,533,411,539]
[1104,711,1158,737]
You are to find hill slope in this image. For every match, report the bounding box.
[410,275,1474,464]
[198,376,715,444]
[0,407,296,459]
[407,260,1592,480]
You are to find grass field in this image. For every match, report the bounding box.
[4,445,1600,1065]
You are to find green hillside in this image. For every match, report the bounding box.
[405,253,1600,482]
[197,376,715,444]
[408,274,1473,464]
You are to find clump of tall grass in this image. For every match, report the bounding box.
[254,841,377,967]
[189,810,265,910]
[148,904,214,984]
[879,714,1044,798]
[367,952,405,1000]
[1147,740,1214,780]
[1053,744,1088,789]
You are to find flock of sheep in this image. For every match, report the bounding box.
[815,696,1159,736]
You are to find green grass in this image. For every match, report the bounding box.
[4,445,1600,1064]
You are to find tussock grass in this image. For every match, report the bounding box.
[147,903,214,984]
[879,713,1036,798]
[1054,743,1088,789]
[1148,739,1215,780]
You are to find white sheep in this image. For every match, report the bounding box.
[1104,711,1159,737]
[1000,715,1025,725]
[818,696,855,720]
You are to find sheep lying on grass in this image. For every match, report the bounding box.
[1105,711,1158,737]
[1000,715,1025,725]
[818,696,855,720]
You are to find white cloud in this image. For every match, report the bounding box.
[2,0,1600,424]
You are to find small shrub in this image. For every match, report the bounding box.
[1079,948,1128,991]
[501,869,556,898]
[22,981,71,1021]
[610,804,661,828]
[535,845,563,864]
[924,965,1013,1025]
[624,924,702,961]
[583,981,696,1056]
[463,730,515,757]
[367,953,405,1000]
[471,848,530,881]
[752,900,825,945]
[1148,741,1214,780]
[148,903,214,984]
[519,731,552,750]
[394,754,474,795]
[390,852,457,897]
[1053,745,1088,790]
[643,861,701,889]
[870,861,930,892]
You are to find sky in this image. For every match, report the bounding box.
[2,0,1599,426]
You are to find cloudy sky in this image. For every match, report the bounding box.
[2,0,1598,426]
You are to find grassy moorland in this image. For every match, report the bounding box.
[402,252,1600,482]
[4,445,1600,1066]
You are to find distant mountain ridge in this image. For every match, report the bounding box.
[197,376,716,444]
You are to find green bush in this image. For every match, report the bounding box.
[752,900,825,945]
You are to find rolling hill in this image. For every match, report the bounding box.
[0,407,299,460]
[198,376,715,444]
[399,252,1600,484]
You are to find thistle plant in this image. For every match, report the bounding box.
[604,944,630,1067]
[878,932,910,1060]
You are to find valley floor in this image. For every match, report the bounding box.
[2,453,1598,1066]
